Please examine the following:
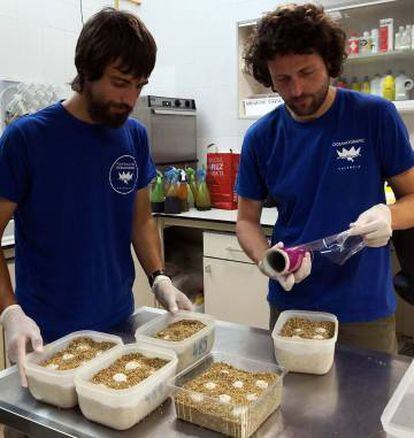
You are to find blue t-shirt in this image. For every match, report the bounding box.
[237,88,414,323]
[0,102,156,341]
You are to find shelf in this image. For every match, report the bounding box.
[237,0,414,118]
[238,99,414,119]
[393,100,414,113]
[347,49,414,64]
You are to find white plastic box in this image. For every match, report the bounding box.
[381,358,414,437]
[75,343,178,430]
[272,310,338,375]
[24,330,123,408]
[170,352,286,438]
[134,311,216,371]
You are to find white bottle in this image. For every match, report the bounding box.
[412,24,414,50]
[396,72,414,101]
[400,27,411,51]
[395,31,401,51]
[370,73,383,97]
[371,29,378,53]
[360,31,371,54]
[406,25,412,49]
[371,28,379,53]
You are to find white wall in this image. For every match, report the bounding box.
[137,0,414,163]
[0,0,413,163]
[0,0,118,85]
[139,0,287,164]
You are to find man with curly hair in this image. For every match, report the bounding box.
[236,3,414,353]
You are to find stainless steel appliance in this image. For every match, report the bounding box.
[131,95,197,166]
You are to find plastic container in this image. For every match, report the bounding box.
[24,331,123,408]
[170,352,286,438]
[381,359,414,437]
[272,310,338,375]
[382,71,396,101]
[75,343,177,430]
[135,311,215,371]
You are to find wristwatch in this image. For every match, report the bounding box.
[148,270,170,287]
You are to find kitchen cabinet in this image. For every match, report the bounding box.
[237,0,414,118]
[203,232,269,329]
[392,245,414,340]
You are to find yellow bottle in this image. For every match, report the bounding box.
[382,71,395,101]
[361,76,371,94]
[351,77,361,91]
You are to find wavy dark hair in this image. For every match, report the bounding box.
[71,8,157,92]
[243,3,347,88]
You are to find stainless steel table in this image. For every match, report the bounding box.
[0,307,410,437]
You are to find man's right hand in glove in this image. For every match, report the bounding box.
[0,304,43,387]
[258,242,312,292]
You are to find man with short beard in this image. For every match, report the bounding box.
[236,3,414,353]
[0,8,192,388]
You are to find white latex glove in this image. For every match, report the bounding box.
[258,242,312,292]
[0,304,43,387]
[349,204,392,248]
[152,275,194,313]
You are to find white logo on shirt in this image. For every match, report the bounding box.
[118,171,134,184]
[336,146,361,162]
[332,138,364,171]
[332,138,365,148]
[109,155,138,195]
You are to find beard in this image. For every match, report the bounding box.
[84,85,132,128]
[284,78,330,117]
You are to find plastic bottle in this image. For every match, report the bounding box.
[177,170,189,212]
[163,167,177,197]
[411,24,414,50]
[336,77,348,88]
[395,72,414,101]
[187,180,195,209]
[361,76,371,94]
[150,171,165,213]
[371,28,379,53]
[164,170,182,214]
[395,31,401,51]
[195,166,211,211]
[185,167,198,201]
[359,31,371,54]
[347,33,359,56]
[400,26,411,51]
[351,77,361,91]
[406,25,412,49]
[370,73,383,96]
[382,71,395,101]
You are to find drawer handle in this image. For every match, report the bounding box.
[205,264,212,273]
[225,246,244,253]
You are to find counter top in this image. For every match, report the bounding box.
[0,307,410,437]
[1,208,277,249]
[156,206,278,227]
[2,220,14,248]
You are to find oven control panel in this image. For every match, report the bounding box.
[147,95,196,110]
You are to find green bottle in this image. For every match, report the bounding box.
[186,167,198,201]
[150,171,165,213]
[196,166,211,211]
[164,171,182,214]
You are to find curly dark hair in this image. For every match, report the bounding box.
[243,3,347,88]
[71,8,157,92]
